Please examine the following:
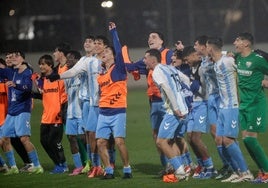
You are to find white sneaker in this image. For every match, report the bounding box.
[231,171,254,183]
[20,163,34,172]
[174,165,188,180]
[221,172,239,182]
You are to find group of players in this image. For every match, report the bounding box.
[0,21,268,184]
[141,32,268,184]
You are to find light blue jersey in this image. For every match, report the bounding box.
[61,55,102,107]
[152,64,189,116]
[87,55,102,106]
[201,56,219,125]
[214,55,239,109]
[201,56,219,95]
[74,56,89,101]
[64,75,82,119]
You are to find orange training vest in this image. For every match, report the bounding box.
[97,65,127,108]
[122,45,140,80]
[41,78,65,124]
[58,64,68,104]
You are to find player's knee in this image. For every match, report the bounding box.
[20,136,30,145]
[156,138,166,149]
[97,138,107,149]
[68,135,78,147]
[115,138,125,147]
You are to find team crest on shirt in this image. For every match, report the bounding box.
[246,61,252,68]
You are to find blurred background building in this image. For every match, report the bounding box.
[0,0,268,52]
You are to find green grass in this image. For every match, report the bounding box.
[1,88,268,188]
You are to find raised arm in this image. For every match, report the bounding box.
[109,22,127,80]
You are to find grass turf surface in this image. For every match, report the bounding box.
[1,88,268,188]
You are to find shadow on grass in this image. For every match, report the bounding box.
[132,163,162,177]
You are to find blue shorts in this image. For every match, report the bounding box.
[158,113,183,139]
[175,115,188,138]
[187,101,208,133]
[65,118,85,135]
[85,106,99,132]
[2,113,31,137]
[96,113,126,139]
[217,108,239,138]
[82,101,90,129]
[150,101,165,131]
[207,94,220,125]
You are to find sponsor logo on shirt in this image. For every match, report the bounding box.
[43,88,59,93]
[237,69,252,76]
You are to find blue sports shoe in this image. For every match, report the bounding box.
[61,163,69,172]
[50,165,65,174]
[195,168,218,179]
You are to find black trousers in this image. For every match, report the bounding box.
[40,124,66,165]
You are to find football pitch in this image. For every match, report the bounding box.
[1,88,268,188]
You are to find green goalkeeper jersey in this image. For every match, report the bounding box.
[236,51,268,109]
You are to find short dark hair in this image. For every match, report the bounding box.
[0,58,6,66]
[95,35,110,46]
[13,50,25,59]
[149,31,165,47]
[67,50,81,60]
[194,35,208,46]
[173,49,183,60]
[149,31,165,41]
[207,37,223,50]
[181,46,196,59]
[38,54,54,68]
[85,35,95,40]
[55,42,71,56]
[145,49,161,62]
[237,32,254,45]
